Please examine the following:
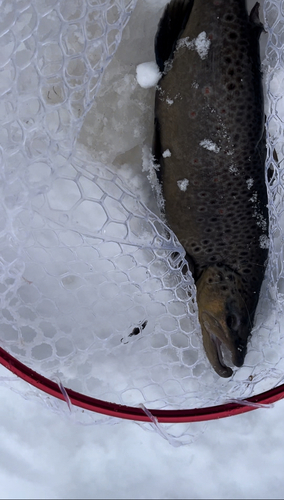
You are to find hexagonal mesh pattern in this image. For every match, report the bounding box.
[1,0,284,441]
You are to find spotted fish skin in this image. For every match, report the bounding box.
[154,0,269,377]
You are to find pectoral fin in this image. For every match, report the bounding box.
[155,0,194,72]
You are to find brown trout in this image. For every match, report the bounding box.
[153,0,269,377]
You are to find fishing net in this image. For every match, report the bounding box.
[0,0,284,445]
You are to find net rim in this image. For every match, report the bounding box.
[1,346,283,423]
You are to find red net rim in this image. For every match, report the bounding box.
[1,345,284,423]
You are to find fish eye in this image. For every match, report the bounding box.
[226,313,239,331]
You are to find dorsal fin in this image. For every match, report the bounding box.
[155,0,194,73]
[249,2,264,39]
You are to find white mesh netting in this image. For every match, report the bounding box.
[0,0,284,444]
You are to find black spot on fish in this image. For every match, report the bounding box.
[227,83,236,91]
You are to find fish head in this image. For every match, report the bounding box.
[196,265,251,378]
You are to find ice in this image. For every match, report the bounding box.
[142,145,165,212]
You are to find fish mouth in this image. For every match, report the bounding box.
[201,312,234,378]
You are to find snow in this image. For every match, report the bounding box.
[142,145,165,211]
[1,0,284,498]
[259,234,270,249]
[250,192,258,203]
[195,31,211,60]
[166,97,174,105]
[136,61,160,88]
[247,178,254,189]
[1,365,284,499]
[162,148,171,158]
[229,164,239,174]
[177,178,189,192]
[177,31,211,60]
[200,139,220,153]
